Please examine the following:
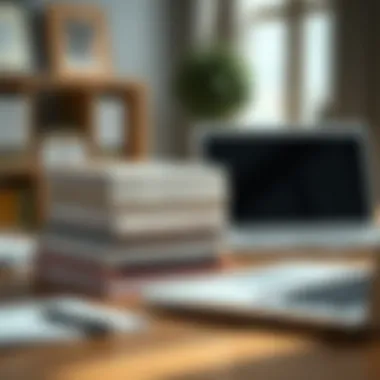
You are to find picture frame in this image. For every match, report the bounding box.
[0,4,33,74]
[45,4,112,78]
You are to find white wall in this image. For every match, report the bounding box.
[103,0,172,156]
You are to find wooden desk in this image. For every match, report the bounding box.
[0,254,378,380]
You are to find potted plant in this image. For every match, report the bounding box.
[173,45,252,154]
[175,45,251,116]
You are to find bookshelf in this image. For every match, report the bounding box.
[0,74,148,232]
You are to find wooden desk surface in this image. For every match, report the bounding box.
[0,254,379,380]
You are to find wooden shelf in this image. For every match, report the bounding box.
[0,75,34,92]
[0,74,145,94]
[34,75,145,93]
[0,73,148,231]
[0,160,37,178]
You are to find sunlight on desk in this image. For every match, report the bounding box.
[53,331,312,380]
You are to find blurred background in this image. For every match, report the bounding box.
[21,0,377,154]
[0,0,377,231]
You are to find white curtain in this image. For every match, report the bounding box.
[190,0,239,46]
[332,0,380,200]
[191,0,219,45]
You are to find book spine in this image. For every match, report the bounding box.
[49,189,226,209]
[47,208,226,236]
[37,252,221,298]
[48,174,226,207]
[49,199,226,214]
[40,237,222,264]
[109,263,222,297]
[43,224,223,246]
[37,248,220,272]
[36,252,109,296]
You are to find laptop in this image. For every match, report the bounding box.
[143,127,380,332]
[198,127,380,250]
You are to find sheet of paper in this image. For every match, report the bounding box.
[0,297,146,348]
[0,299,81,348]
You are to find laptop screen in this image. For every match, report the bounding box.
[202,132,371,225]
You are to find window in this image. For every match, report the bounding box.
[301,11,334,123]
[239,0,334,126]
[243,20,288,124]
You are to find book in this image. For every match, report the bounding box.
[46,162,226,181]
[44,224,222,245]
[38,249,220,274]
[46,162,227,207]
[0,189,19,229]
[36,162,228,300]
[37,251,223,298]
[40,236,222,265]
[48,195,226,212]
[47,207,226,236]
[48,182,226,208]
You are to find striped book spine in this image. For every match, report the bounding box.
[37,250,223,298]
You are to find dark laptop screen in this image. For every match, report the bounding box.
[203,133,371,225]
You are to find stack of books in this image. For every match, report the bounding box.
[36,162,228,299]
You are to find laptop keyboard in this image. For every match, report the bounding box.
[286,276,371,309]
